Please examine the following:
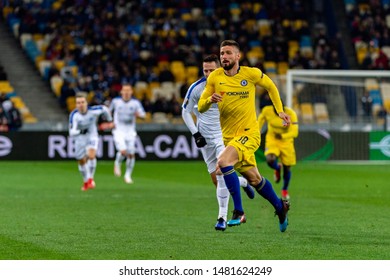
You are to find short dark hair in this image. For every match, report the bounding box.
[203,54,220,66]
[220,40,240,50]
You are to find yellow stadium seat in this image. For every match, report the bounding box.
[277,62,289,75]
[380,83,390,101]
[158,61,170,71]
[253,3,262,13]
[181,13,192,21]
[10,96,25,109]
[32,33,44,41]
[288,41,300,59]
[66,96,76,112]
[384,99,390,113]
[54,60,65,71]
[314,103,330,124]
[50,75,64,97]
[230,8,241,16]
[0,81,15,94]
[364,78,379,91]
[258,19,271,37]
[2,6,13,19]
[170,61,186,83]
[300,102,315,124]
[186,66,199,84]
[264,61,276,73]
[34,55,45,69]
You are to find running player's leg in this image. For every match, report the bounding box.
[124,136,136,184]
[113,130,126,177]
[243,167,289,232]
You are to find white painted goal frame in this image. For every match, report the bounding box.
[286,69,390,109]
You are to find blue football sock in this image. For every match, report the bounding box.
[256,177,282,212]
[283,169,291,191]
[220,166,243,213]
[269,160,280,171]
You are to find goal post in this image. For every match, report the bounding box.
[285,69,390,131]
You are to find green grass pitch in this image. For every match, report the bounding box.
[0,160,389,260]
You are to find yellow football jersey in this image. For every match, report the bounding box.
[258,105,299,141]
[198,66,283,139]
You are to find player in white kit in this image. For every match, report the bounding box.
[181,55,255,231]
[109,83,146,184]
[69,92,114,191]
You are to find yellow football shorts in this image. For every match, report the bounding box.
[224,132,260,173]
[264,137,296,166]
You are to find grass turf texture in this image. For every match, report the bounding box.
[0,161,389,260]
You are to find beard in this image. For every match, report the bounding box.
[222,61,235,70]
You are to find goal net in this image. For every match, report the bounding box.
[285,70,390,131]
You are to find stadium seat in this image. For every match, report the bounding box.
[50,75,64,97]
[19,33,32,48]
[313,103,330,124]
[288,41,300,59]
[247,46,264,65]
[137,111,152,124]
[0,81,15,94]
[258,19,271,37]
[264,61,276,73]
[152,112,169,124]
[134,81,149,100]
[277,62,289,75]
[66,96,76,112]
[186,66,199,84]
[384,99,390,113]
[300,102,315,124]
[381,46,390,58]
[364,78,379,91]
[158,61,170,71]
[170,61,186,83]
[380,83,390,102]
[54,60,65,71]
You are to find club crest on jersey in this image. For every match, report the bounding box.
[241,80,248,86]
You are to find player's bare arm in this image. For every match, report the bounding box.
[210,93,223,103]
[278,112,291,126]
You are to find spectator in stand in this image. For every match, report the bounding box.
[374,50,389,70]
[152,94,169,114]
[168,95,182,118]
[141,93,153,113]
[2,100,22,131]
[361,52,374,70]
[59,80,77,109]
[158,65,175,83]
[361,91,373,121]
[0,104,9,132]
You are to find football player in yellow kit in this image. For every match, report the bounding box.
[198,40,291,232]
[258,101,299,200]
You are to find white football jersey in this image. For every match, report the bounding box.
[109,97,145,133]
[182,77,222,139]
[69,105,112,136]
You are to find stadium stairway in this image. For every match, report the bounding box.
[330,0,358,69]
[0,22,68,126]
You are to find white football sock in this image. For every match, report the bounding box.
[115,152,125,167]
[239,176,249,188]
[88,158,97,178]
[216,175,229,221]
[78,163,90,182]
[125,157,135,177]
